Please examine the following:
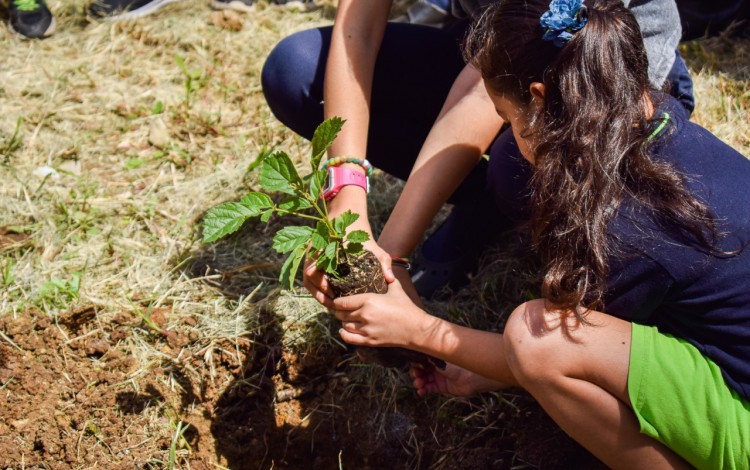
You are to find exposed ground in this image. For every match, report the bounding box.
[1,0,748,468]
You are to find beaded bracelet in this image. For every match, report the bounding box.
[320,156,374,177]
[390,256,412,270]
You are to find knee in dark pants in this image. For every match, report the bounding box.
[261,28,329,138]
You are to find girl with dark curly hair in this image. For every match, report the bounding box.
[329,1,750,467]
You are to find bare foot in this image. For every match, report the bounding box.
[409,362,504,397]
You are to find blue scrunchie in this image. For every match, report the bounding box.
[540,0,588,47]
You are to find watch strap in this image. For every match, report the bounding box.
[323,166,369,201]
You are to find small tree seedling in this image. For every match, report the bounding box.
[202,118,445,370]
[202,117,370,289]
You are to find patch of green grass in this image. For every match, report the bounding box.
[175,55,208,109]
[37,272,81,310]
[0,117,23,165]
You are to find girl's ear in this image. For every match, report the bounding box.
[529,82,546,106]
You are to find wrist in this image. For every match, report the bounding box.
[390,255,411,270]
[322,166,368,201]
[321,157,372,201]
[406,308,442,352]
[326,185,369,218]
[377,236,415,262]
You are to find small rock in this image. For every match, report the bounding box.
[10,419,29,431]
[148,117,170,148]
[32,166,60,180]
[85,338,110,356]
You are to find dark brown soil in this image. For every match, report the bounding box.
[327,250,388,297]
[0,301,607,469]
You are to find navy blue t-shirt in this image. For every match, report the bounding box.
[603,100,750,401]
[487,95,750,400]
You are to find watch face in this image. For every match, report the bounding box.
[322,167,337,200]
[323,167,335,192]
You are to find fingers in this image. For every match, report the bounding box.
[409,363,442,397]
[381,258,396,283]
[366,241,397,283]
[409,364,429,395]
[303,259,335,308]
[303,258,330,291]
[338,327,367,345]
[341,321,360,333]
[303,276,334,309]
[332,293,367,311]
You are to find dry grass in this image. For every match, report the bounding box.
[1,0,749,467]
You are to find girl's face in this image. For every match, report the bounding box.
[484,81,544,165]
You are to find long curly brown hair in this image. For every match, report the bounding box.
[464,0,718,312]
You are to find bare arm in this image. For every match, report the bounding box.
[323,0,392,226]
[378,64,504,258]
[304,1,396,305]
[333,279,517,386]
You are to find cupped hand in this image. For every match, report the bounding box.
[303,228,398,309]
[364,239,397,284]
[409,362,504,398]
[302,256,335,309]
[331,278,432,348]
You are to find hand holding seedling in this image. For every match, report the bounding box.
[202,117,445,370]
[332,277,428,348]
[303,236,397,310]
[202,117,372,289]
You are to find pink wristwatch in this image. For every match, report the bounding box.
[322,166,369,201]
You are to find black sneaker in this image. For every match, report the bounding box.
[88,0,181,20]
[8,0,55,38]
[210,0,255,13]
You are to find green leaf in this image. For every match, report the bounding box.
[272,226,313,254]
[202,204,252,243]
[346,230,370,244]
[278,244,307,290]
[311,117,345,171]
[333,210,359,235]
[345,242,364,255]
[309,169,326,202]
[151,100,164,115]
[317,241,339,275]
[125,158,146,170]
[247,147,274,173]
[175,55,187,73]
[278,196,312,213]
[310,221,330,252]
[260,210,273,223]
[239,192,274,212]
[202,193,271,243]
[259,151,302,195]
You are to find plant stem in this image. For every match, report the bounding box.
[295,187,338,235]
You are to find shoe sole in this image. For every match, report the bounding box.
[210,0,255,13]
[97,0,184,21]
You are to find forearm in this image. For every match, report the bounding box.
[324,0,391,157]
[322,1,392,226]
[411,313,518,387]
[378,65,504,257]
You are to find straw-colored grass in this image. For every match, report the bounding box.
[1,0,748,467]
